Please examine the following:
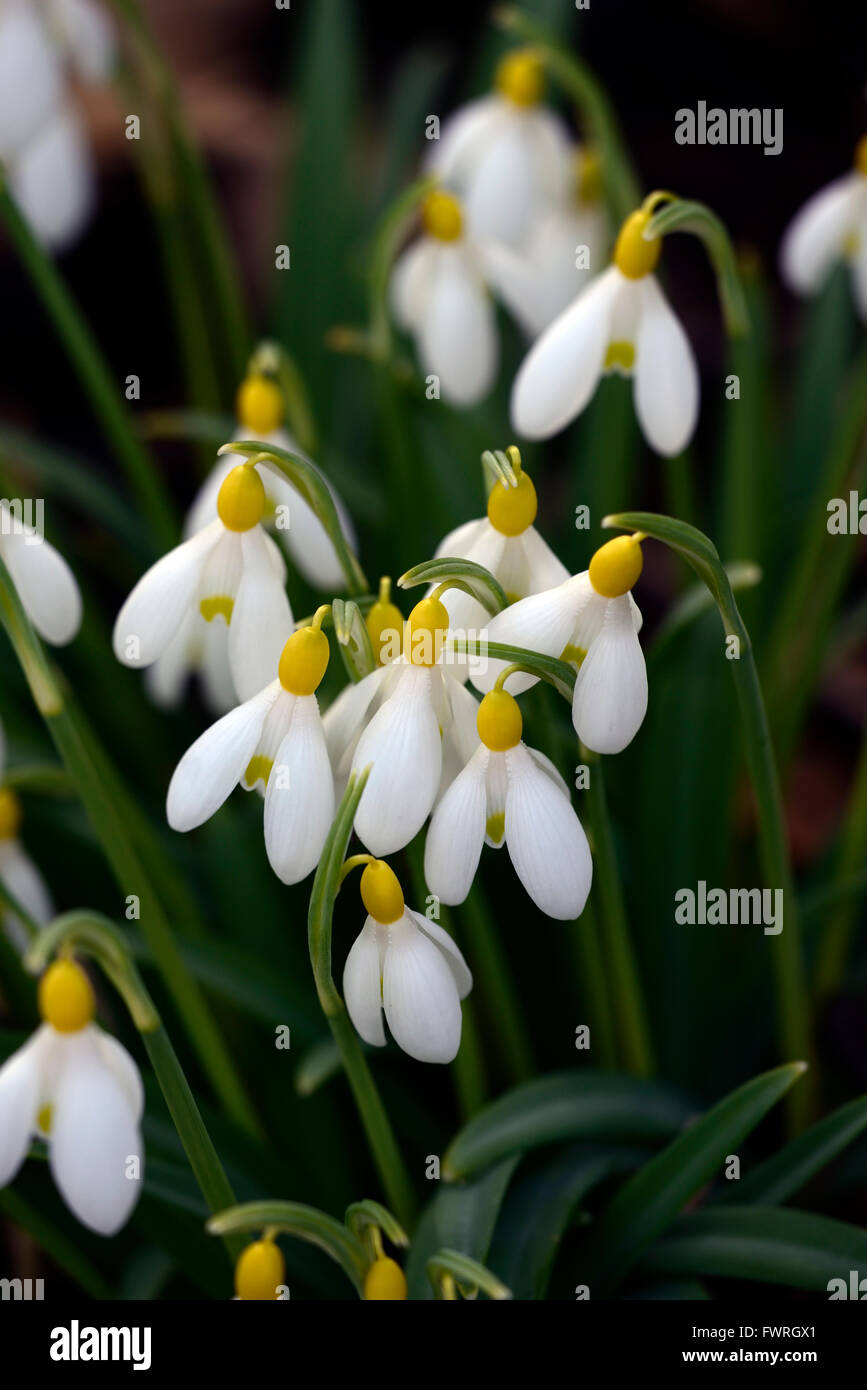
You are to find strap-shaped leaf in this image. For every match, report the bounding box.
[207,1200,367,1294]
[716,1093,867,1207]
[332,598,375,682]
[398,557,508,615]
[577,1062,806,1293]
[405,1157,519,1301]
[446,639,577,702]
[442,1072,693,1181]
[426,1249,512,1300]
[644,197,749,337]
[345,1200,408,1251]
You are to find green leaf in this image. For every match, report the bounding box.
[578,1063,806,1293]
[648,562,762,665]
[644,197,749,338]
[405,1157,519,1301]
[443,1072,692,1180]
[332,599,375,682]
[447,639,577,702]
[717,1094,867,1207]
[345,1200,408,1251]
[294,1039,343,1096]
[207,1200,367,1296]
[426,1249,512,1300]
[642,1206,867,1293]
[398,557,508,615]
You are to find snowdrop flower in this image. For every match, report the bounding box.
[343,859,472,1064]
[472,535,648,755]
[0,500,82,645]
[0,0,115,249]
[114,461,293,703]
[348,590,482,855]
[780,135,867,320]
[144,607,236,717]
[187,374,356,591]
[426,680,592,919]
[483,147,607,337]
[511,199,700,456]
[433,457,568,679]
[0,958,143,1235]
[0,769,53,951]
[427,47,572,249]
[167,613,335,885]
[391,189,498,407]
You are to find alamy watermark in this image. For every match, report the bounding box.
[675,881,783,935]
[675,102,783,157]
[0,498,45,544]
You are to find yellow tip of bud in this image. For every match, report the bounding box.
[856,134,867,178]
[217,464,267,532]
[360,860,404,925]
[495,48,545,107]
[487,470,537,537]
[278,626,330,695]
[421,189,463,242]
[477,689,523,751]
[365,599,404,666]
[38,959,95,1034]
[406,596,449,666]
[236,375,284,436]
[234,1240,286,1301]
[0,787,21,840]
[612,209,661,280]
[363,1256,408,1301]
[589,534,643,598]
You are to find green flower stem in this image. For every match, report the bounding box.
[208,1200,367,1294]
[309,771,417,1228]
[455,888,535,1084]
[604,511,813,1130]
[0,183,176,551]
[0,555,260,1137]
[569,898,617,1070]
[582,746,654,1077]
[25,911,241,1260]
[814,731,867,1002]
[368,175,436,359]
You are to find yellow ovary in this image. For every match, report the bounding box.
[217,464,267,532]
[278,626,330,696]
[363,1256,408,1301]
[234,1240,286,1301]
[477,689,523,751]
[487,470,538,537]
[612,209,661,280]
[495,48,544,107]
[588,535,643,598]
[38,959,95,1034]
[405,596,449,667]
[421,190,463,242]
[236,375,284,436]
[360,860,404,925]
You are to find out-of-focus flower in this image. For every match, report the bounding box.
[390,189,499,407]
[473,536,647,756]
[0,500,82,645]
[364,1255,407,1301]
[166,618,335,885]
[0,721,53,950]
[425,685,592,920]
[0,957,143,1235]
[113,462,293,703]
[511,204,699,455]
[343,859,472,1064]
[426,47,572,250]
[483,146,607,337]
[780,135,867,319]
[0,0,115,249]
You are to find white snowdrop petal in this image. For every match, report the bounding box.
[198,617,238,714]
[472,576,587,695]
[0,841,53,950]
[49,1032,143,1235]
[409,908,473,998]
[444,676,482,766]
[10,103,93,251]
[780,175,865,295]
[113,522,220,668]
[343,921,386,1048]
[434,517,487,559]
[572,595,647,754]
[352,667,442,856]
[851,237,867,322]
[520,526,572,593]
[425,95,503,183]
[464,121,541,248]
[166,681,279,831]
[382,915,463,1064]
[50,0,116,82]
[228,529,294,702]
[526,744,571,801]
[510,266,620,439]
[424,747,487,904]
[419,247,498,407]
[0,2,63,155]
[390,239,436,331]
[92,1030,144,1123]
[0,1028,44,1184]
[504,744,592,920]
[1,520,82,645]
[634,276,699,457]
[264,698,334,884]
[322,664,391,769]
[524,106,574,206]
[482,237,547,338]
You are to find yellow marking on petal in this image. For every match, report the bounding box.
[843,229,860,258]
[604,340,635,374]
[560,643,587,669]
[244,756,273,789]
[37,1104,52,1136]
[613,208,661,279]
[486,812,505,844]
[0,787,22,840]
[200,595,234,624]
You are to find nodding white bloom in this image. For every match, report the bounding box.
[0,744,53,951]
[113,461,293,704]
[780,136,867,320]
[426,685,592,920]
[483,146,607,337]
[0,0,114,249]
[511,202,700,456]
[347,592,483,855]
[145,607,236,717]
[0,958,143,1235]
[426,47,572,250]
[343,860,472,1064]
[187,374,356,591]
[0,501,82,645]
[167,617,335,885]
[432,459,568,681]
[391,189,499,407]
[473,535,648,756]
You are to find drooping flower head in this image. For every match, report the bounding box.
[0,772,53,951]
[0,500,82,646]
[780,134,867,320]
[0,957,144,1235]
[343,859,472,1064]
